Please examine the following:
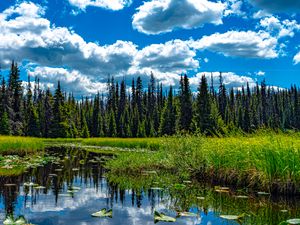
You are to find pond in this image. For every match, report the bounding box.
[0,147,300,225]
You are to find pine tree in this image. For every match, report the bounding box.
[196,75,212,134]
[159,86,176,135]
[179,75,193,132]
[0,112,11,135]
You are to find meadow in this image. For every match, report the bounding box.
[1,133,300,194]
[0,136,44,155]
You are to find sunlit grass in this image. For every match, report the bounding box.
[105,133,300,194]
[0,136,44,156]
[82,138,162,150]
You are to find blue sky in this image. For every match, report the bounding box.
[0,0,300,96]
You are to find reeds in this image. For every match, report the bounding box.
[105,133,300,194]
[0,136,44,156]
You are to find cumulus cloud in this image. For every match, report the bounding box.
[249,0,300,12]
[132,0,225,35]
[134,40,199,73]
[190,30,279,59]
[0,2,137,78]
[189,72,256,90]
[68,0,132,11]
[255,71,265,76]
[28,67,107,96]
[294,52,300,65]
[259,16,300,38]
[224,0,246,18]
[0,1,281,96]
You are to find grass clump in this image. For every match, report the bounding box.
[0,136,44,156]
[82,138,162,150]
[106,133,300,195]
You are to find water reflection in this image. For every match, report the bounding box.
[0,147,299,225]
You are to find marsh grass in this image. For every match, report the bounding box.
[105,133,300,194]
[0,136,44,156]
[82,138,162,150]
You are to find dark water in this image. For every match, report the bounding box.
[0,147,300,225]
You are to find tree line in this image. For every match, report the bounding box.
[0,61,299,138]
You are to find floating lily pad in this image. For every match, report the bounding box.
[177,211,198,217]
[4,184,16,187]
[3,215,26,225]
[154,211,176,223]
[33,186,46,189]
[215,189,229,193]
[151,187,163,190]
[91,208,113,218]
[286,219,300,224]
[24,182,37,187]
[72,168,79,171]
[236,195,249,199]
[220,214,245,221]
[257,191,270,195]
[197,197,205,200]
[58,193,72,197]
[281,210,289,213]
[49,174,58,177]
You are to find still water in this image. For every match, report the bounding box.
[0,147,299,225]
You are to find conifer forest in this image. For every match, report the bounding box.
[0,61,299,138]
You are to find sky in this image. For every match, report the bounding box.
[0,0,300,96]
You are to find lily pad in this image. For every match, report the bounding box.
[177,211,198,217]
[257,191,270,195]
[154,211,176,223]
[33,186,46,189]
[236,195,249,199]
[197,197,205,200]
[23,182,37,187]
[91,208,113,218]
[3,215,27,225]
[220,214,245,221]
[286,219,300,224]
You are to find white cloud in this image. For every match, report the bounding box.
[0,1,285,96]
[134,40,199,73]
[68,0,132,11]
[249,0,300,12]
[294,52,300,65]
[224,0,246,18]
[28,67,107,96]
[0,2,138,77]
[190,30,279,59]
[255,71,265,76]
[189,72,256,90]
[252,10,271,19]
[132,0,225,35]
[259,16,300,38]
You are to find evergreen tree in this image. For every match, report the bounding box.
[179,75,192,132]
[159,86,176,135]
[196,75,211,133]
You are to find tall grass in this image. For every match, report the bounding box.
[82,138,162,150]
[106,133,300,194]
[0,136,44,155]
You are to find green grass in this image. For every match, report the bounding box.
[105,133,300,194]
[0,136,44,155]
[81,138,162,150]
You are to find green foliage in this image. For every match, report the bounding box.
[105,133,300,194]
[0,61,300,138]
